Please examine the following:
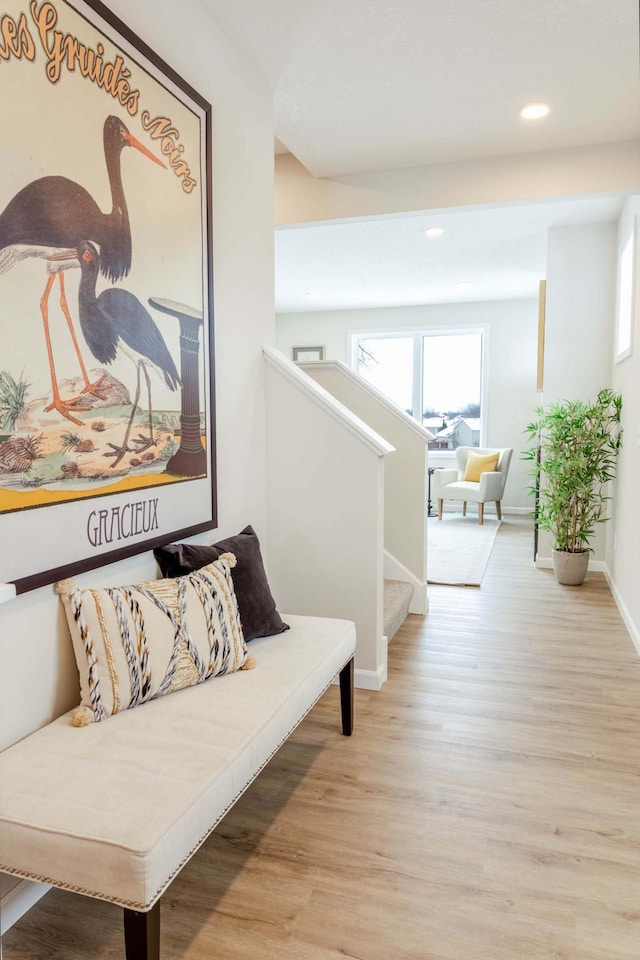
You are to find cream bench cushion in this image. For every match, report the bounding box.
[0,614,356,912]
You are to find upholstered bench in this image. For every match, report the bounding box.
[0,614,356,959]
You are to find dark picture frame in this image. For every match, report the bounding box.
[0,0,216,594]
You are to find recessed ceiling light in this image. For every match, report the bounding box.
[304,291,320,299]
[425,226,444,238]
[521,102,550,120]
[456,281,473,291]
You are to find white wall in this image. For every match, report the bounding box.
[264,351,389,689]
[0,0,275,751]
[609,196,640,649]
[539,222,618,563]
[299,362,429,590]
[275,142,640,226]
[544,224,616,401]
[277,299,539,510]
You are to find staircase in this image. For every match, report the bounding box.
[383,579,414,642]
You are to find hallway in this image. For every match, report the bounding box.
[5,518,640,959]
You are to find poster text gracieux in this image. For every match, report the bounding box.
[87,498,159,547]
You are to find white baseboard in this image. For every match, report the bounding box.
[383,550,428,614]
[332,661,386,691]
[603,565,640,657]
[416,594,430,615]
[1,878,50,934]
[354,665,386,691]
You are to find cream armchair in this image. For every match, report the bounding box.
[433,446,513,525]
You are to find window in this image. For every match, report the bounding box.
[356,336,414,415]
[615,222,635,363]
[353,330,484,449]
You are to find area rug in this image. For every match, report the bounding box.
[427,514,502,586]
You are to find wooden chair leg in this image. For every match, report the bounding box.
[462,502,467,517]
[124,902,160,960]
[496,501,502,520]
[478,503,484,525]
[339,657,354,736]
[437,499,443,520]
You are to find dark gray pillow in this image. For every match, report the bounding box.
[154,525,289,642]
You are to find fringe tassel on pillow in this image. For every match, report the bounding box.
[54,577,75,595]
[218,552,237,567]
[71,706,94,727]
[241,655,256,671]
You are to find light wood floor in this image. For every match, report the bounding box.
[5,518,640,959]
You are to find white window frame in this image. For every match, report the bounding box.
[348,326,489,450]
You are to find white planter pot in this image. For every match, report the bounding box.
[552,549,589,586]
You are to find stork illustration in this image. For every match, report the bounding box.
[77,241,180,468]
[0,116,166,425]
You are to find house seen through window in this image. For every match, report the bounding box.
[354,331,484,450]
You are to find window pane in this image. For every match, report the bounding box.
[616,232,634,359]
[423,333,482,449]
[356,337,414,415]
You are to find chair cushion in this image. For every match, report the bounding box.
[154,526,289,642]
[464,450,499,482]
[57,556,247,724]
[438,480,483,503]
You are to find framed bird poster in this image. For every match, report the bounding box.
[0,0,216,593]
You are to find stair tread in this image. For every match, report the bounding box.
[383,579,414,642]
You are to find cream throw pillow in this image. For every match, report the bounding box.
[57,555,249,724]
[464,450,500,482]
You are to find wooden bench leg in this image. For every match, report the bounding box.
[124,902,160,960]
[339,657,354,736]
[462,501,467,517]
[478,502,484,525]
[496,500,502,521]
[437,498,443,520]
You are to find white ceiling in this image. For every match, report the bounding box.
[275,194,627,312]
[204,0,640,178]
[202,0,640,310]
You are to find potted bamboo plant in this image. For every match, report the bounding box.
[524,388,622,585]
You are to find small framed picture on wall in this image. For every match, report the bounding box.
[292,346,325,362]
